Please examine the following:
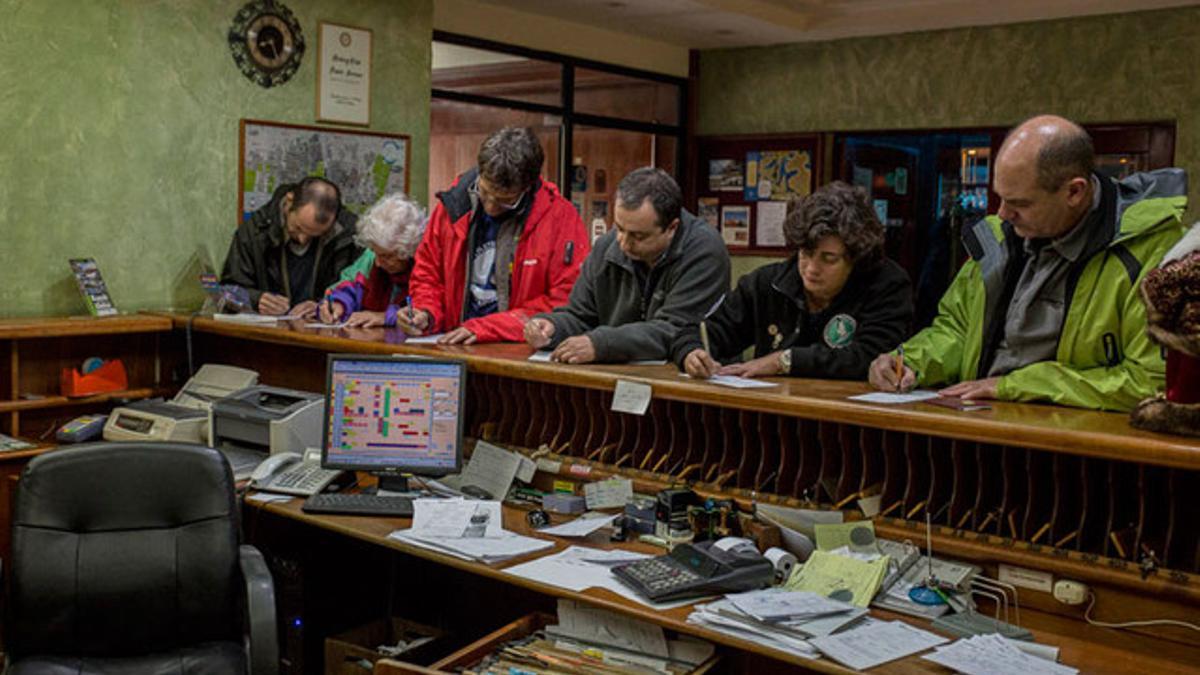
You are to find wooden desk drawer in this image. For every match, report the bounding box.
[374,612,720,675]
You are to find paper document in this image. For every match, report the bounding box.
[811,620,948,670]
[583,477,633,509]
[538,514,616,538]
[847,390,940,404]
[627,359,668,366]
[213,313,286,324]
[246,492,295,504]
[687,599,819,659]
[757,504,844,538]
[503,546,698,609]
[577,548,651,565]
[728,589,856,622]
[707,374,779,389]
[303,321,348,328]
[440,440,523,501]
[923,633,1077,675]
[784,550,890,607]
[552,599,670,658]
[391,529,553,564]
[528,350,554,362]
[410,499,503,538]
[611,380,652,415]
[814,520,878,552]
[404,333,446,344]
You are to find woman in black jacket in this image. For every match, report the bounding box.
[672,181,912,380]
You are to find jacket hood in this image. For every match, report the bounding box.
[1112,168,1187,240]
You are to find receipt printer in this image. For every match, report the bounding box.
[103,364,258,444]
[211,385,323,456]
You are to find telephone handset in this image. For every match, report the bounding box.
[612,537,775,602]
[250,448,346,496]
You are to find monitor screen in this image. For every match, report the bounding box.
[321,355,465,476]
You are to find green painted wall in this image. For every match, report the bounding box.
[699,6,1200,281]
[0,0,432,317]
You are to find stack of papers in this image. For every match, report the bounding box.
[784,550,890,607]
[388,498,553,564]
[923,634,1078,674]
[811,619,948,670]
[687,598,820,659]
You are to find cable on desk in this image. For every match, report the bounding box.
[1085,591,1200,633]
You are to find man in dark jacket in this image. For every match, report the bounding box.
[672,181,912,380]
[220,177,360,316]
[525,168,731,364]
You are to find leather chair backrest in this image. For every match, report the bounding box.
[9,442,242,658]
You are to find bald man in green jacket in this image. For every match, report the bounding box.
[869,115,1186,412]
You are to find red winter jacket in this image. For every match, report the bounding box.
[409,169,590,342]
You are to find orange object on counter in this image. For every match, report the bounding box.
[61,359,128,397]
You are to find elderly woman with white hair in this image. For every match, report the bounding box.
[319,193,427,327]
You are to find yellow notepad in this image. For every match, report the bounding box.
[784,550,890,607]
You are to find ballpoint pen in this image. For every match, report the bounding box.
[895,344,905,392]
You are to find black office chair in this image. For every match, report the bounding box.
[6,442,278,675]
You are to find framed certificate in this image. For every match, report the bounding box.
[316,22,372,126]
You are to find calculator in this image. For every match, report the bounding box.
[612,540,775,602]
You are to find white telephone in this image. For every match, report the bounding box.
[250,448,345,496]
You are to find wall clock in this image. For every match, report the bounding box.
[228,0,305,88]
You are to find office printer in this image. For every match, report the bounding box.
[103,364,258,444]
[211,385,324,478]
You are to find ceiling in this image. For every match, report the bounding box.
[476,0,1200,48]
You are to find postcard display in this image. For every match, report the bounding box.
[697,135,821,254]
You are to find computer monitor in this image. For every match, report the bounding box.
[321,354,466,491]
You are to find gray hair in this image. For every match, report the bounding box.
[354,193,427,259]
[615,167,682,230]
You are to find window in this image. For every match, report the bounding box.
[430,33,686,215]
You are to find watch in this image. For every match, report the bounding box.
[777,349,792,375]
[228,0,305,89]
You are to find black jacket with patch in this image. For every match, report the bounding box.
[220,183,361,308]
[670,256,913,379]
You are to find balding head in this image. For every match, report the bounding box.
[998,115,1094,192]
[994,115,1096,239]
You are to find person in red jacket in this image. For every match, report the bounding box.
[404,127,589,344]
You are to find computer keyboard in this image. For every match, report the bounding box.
[301,492,414,517]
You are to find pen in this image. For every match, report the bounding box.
[405,295,414,322]
[700,320,711,355]
[323,297,333,323]
[895,344,905,392]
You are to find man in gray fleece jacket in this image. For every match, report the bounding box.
[525,168,731,363]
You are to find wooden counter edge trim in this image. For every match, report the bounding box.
[0,315,173,339]
[172,315,1200,470]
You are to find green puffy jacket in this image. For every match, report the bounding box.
[902,169,1187,412]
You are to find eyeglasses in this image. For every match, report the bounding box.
[798,248,847,266]
[470,179,526,212]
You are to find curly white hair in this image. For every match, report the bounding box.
[354,193,427,259]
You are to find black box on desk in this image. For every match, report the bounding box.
[325,617,448,674]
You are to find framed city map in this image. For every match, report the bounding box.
[237,118,410,221]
